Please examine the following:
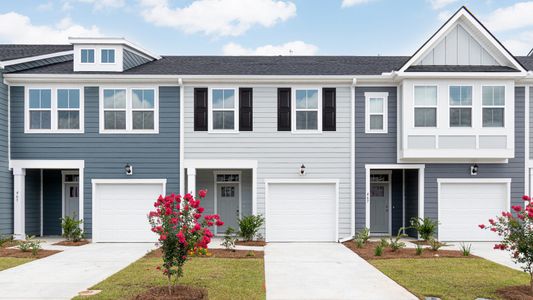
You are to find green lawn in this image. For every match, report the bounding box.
[73,256,265,300]
[370,258,530,300]
[0,257,33,271]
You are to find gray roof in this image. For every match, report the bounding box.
[0,45,72,62]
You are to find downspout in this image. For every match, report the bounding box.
[178,78,184,196]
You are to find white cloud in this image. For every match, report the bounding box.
[0,12,101,44]
[428,0,458,10]
[502,31,533,55]
[77,0,126,10]
[484,2,533,32]
[222,41,318,56]
[37,1,54,11]
[341,0,373,8]
[139,0,296,36]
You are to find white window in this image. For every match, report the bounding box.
[414,86,437,127]
[57,89,80,130]
[365,92,388,133]
[100,88,158,133]
[28,89,51,130]
[209,88,238,132]
[449,86,472,127]
[482,86,505,128]
[294,88,321,132]
[101,49,115,64]
[80,49,94,64]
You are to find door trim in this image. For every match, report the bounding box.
[213,171,242,235]
[370,170,392,236]
[61,170,80,221]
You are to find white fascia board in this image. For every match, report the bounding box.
[394,71,527,79]
[68,37,161,60]
[0,50,73,68]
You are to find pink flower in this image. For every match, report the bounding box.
[177,231,186,244]
[160,234,167,241]
[215,220,224,226]
[197,207,205,213]
[490,228,497,232]
[479,224,486,229]
[198,190,207,198]
[207,221,214,227]
[523,195,531,201]
[192,223,201,233]
[193,213,201,219]
[512,205,522,212]
[204,228,214,238]
[171,218,178,224]
[489,219,495,225]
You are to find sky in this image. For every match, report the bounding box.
[1,0,533,56]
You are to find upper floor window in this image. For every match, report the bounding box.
[294,89,320,132]
[80,49,95,63]
[29,89,51,129]
[103,89,126,130]
[132,89,155,130]
[101,49,115,64]
[101,88,158,133]
[482,86,505,127]
[414,86,437,127]
[210,88,237,132]
[57,89,80,130]
[26,88,83,133]
[449,86,472,127]
[365,92,388,133]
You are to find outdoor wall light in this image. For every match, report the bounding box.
[299,164,306,176]
[470,164,479,176]
[125,163,133,176]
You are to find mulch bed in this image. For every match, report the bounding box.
[0,240,20,248]
[410,240,447,247]
[146,248,263,259]
[497,285,533,299]
[235,240,267,247]
[0,248,61,259]
[53,240,90,246]
[133,286,208,300]
[343,241,476,260]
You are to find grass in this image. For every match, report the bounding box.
[72,255,265,300]
[0,257,34,271]
[370,258,530,300]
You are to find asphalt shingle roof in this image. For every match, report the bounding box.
[0,45,72,62]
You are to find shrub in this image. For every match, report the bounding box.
[410,217,438,241]
[374,244,383,256]
[148,190,224,295]
[356,227,370,244]
[0,234,12,247]
[222,227,237,251]
[238,215,264,242]
[379,238,389,248]
[355,238,365,248]
[429,238,442,251]
[480,195,533,295]
[389,228,407,252]
[60,216,84,242]
[460,243,472,256]
[18,236,41,256]
[415,244,424,256]
[246,250,255,257]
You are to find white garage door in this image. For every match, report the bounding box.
[266,182,337,242]
[439,180,509,241]
[93,180,166,242]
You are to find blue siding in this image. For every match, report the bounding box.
[24,169,40,236]
[10,86,181,237]
[5,55,72,73]
[0,71,12,235]
[123,50,151,71]
[43,170,62,236]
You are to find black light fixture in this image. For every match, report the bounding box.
[125,163,133,176]
[299,164,306,176]
[470,163,479,176]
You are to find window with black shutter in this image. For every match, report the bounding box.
[194,88,208,131]
[239,88,253,131]
[277,88,291,131]
[322,88,336,131]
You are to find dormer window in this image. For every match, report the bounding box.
[101,49,115,64]
[80,49,95,64]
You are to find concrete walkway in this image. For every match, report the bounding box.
[265,243,417,300]
[0,242,154,300]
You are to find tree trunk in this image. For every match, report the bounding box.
[168,274,172,295]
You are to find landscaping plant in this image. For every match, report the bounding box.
[428,238,442,251]
[389,228,407,252]
[60,216,84,242]
[148,190,224,295]
[410,217,438,241]
[415,244,424,256]
[356,227,370,244]
[460,243,472,256]
[0,234,12,247]
[18,236,41,256]
[238,214,264,242]
[374,244,383,256]
[222,227,237,251]
[355,238,365,248]
[479,195,533,295]
[379,238,389,248]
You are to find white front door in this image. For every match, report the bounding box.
[370,183,389,234]
[217,183,239,233]
[64,183,80,220]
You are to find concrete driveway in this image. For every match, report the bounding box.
[451,242,522,271]
[265,243,417,300]
[0,242,154,300]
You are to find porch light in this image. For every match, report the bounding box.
[470,164,479,176]
[299,164,306,176]
[125,163,133,176]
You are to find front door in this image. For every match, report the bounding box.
[65,183,79,220]
[370,182,389,234]
[217,183,239,234]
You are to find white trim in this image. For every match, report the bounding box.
[208,87,239,133]
[402,169,406,230]
[291,87,322,134]
[526,86,530,196]
[179,79,184,196]
[0,50,74,68]
[448,84,473,128]
[365,92,388,134]
[184,159,258,170]
[213,171,242,235]
[350,80,356,238]
[481,85,506,128]
[10,159,85,170]
[413,85,438,128]
[80,48,95,64]
[369,170,392,235]
[100,48,116,64]
[264,179,339,242]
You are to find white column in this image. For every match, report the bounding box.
[187,168,196,194]
[13,168,25,240]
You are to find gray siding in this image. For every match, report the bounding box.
[5,55,73,73]
[0,71,12,235]
[25,169,40,236]
[123,50,151,71]
[184,86,352,239]
[43,170,62,236]
[355,87,398,232]
[10,86,181,237]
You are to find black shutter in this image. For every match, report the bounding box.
[194,88,208,131]
[277,88,291,131]
[239,88,253,131]
[322,88,336,131]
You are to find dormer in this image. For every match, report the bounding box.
[70,37,160,72]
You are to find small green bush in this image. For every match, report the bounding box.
[379,238,389,248]
[374,244,383,256]
[61,216,84,242]
[0,234,12,247]
[355,238,365,248]
[18,236,41,256]
[460,243,472,256]
[389,228,406,252]
[429,238,443,251]
[415,244,424,255]
[410,217,438,241]
[238,215,264,242]
[222,227,237,251]
[356,227,370,244]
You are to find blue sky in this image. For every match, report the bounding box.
[1,0,533,56]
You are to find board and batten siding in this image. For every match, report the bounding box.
[0,71,12,235]
[10,85,181,237]
[184,86,352,239]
